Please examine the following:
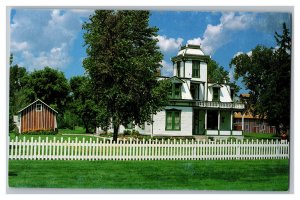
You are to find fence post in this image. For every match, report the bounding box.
[10,138,14,160]
[41,137,44,160]
[15,136,18,160]
[33,139,37,160]
[236,140,240,160]
[20,137,25,160]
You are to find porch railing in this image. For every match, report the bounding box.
[195,101,245,109]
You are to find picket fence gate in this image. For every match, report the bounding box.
[9,137,289,161]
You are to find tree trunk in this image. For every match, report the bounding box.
[275,126,281,137]
[113,124,119,142]
[84,121,89,133]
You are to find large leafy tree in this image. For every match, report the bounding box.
[230,23,291,134]
[26,67,70,114]
[83,10,170,141]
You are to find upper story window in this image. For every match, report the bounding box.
[169,83,182,99]
[176,61,181,77]
[192,61,200,78]
[190,83,199,100]
[212,87,220,101]
[36,103,42,112]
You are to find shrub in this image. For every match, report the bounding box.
[22,130,57,135]
[123,130,132,136]
[131,130,140,137]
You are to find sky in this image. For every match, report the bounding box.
[9,9,292,93]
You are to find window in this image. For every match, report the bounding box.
[212,87,220,101]
[165,110,181,130]
[245,124,249,131]
[192,61,200,78]
[190,83,199,100]
[36,104,42,112]
[170,83,182,99]
[176,61,181,77]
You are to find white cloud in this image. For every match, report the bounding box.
[10,9,93,70]
[187,37,202,45]
[19,43,69,70]
[156,35,183,53]
[246,51,252,57]
[187,12,255,55]
[233,51,243,58]
[160,60,173,77]
[11,41,29,52]
[233,50,252,59]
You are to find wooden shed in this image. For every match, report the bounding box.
[16,99,58,133]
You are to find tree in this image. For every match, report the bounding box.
[69,76,104,133]
[230,23,291,134]
[82,10,170,141]
[26,67,70,115]
[9,54,30,132]
[207,59,240,99]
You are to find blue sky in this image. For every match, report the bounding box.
[10,9,291,93]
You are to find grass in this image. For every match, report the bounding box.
[243,133,280,140]
[8,129,283,143]
[9,126,100,142]
[8,159,289,191]
[58,126,86,135]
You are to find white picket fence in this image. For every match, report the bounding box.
[9,137,289,161]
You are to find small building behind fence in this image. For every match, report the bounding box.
[14,99,58,133]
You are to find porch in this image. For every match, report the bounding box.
[193,109,243,136]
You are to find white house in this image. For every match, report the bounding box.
[96,44,245,137]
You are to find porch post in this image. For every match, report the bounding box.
[205,110,207,129]
[151,114,154,138]
[242,112,245,131]
[230,111,233,135]
[218,110,220,134]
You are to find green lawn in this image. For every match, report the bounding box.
[58,126,86,135]
[243,133,280,140]
[9,126,102,142]
[8,159,289,191]
[9,134,100,143]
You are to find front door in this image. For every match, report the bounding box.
[193,110,205,135]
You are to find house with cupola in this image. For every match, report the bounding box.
[96,44,245,137]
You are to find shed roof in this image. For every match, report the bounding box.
[17,99,58,114]
[234,112,266,119]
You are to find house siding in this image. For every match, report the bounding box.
[152,106,193,136]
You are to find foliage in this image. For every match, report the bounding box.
[123,130,131,135]
[9,54,30,131]
[21,130,58,135]
[230,23,291,134]
[58,110,81,130]
[26,67,70,115]
[207,59,240,98]
[82,10,170,141]
[69,76,103,133]
[9,62,71,130]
